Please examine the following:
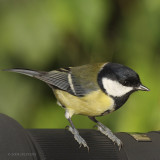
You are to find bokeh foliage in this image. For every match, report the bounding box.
[0,0,160,133]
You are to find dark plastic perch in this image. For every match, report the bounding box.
[0,113,160,160]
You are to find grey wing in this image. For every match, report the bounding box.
[37,69,75,95]
[43,70,98,96]
[39,68,99,96]
[5,68,74,95]
[6,67,99,97]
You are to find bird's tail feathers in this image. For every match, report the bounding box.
[3,69,45,78]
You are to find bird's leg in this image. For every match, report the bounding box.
[89,116,123,150]
[65,111,89,150]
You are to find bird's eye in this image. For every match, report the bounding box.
[123,80,130,86]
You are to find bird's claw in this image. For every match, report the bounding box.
[97,123,123,150]
[67,126,89,151]
[113,138,123,150]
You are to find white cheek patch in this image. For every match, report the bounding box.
[102,78,133,97]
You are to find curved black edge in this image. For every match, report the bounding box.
[0,113,45,160]
[0,113,160,160]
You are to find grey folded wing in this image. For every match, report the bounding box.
[40,68,99,96]
[6,67,99,97]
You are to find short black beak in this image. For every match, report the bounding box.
[136,84,150,91]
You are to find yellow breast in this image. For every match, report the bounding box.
[54,89,114,117]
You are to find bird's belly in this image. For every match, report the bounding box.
[54,89,114,117]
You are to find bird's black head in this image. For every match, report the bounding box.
[98,62,149,98]
[98,62,149,110]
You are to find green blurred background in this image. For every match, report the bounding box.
[0,0,160,133]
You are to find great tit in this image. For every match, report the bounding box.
[5,62,149,150]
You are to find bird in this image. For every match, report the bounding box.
[4,62,149,150]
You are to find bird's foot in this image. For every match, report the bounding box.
[68,126,89,150]
[97,122,123,150]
